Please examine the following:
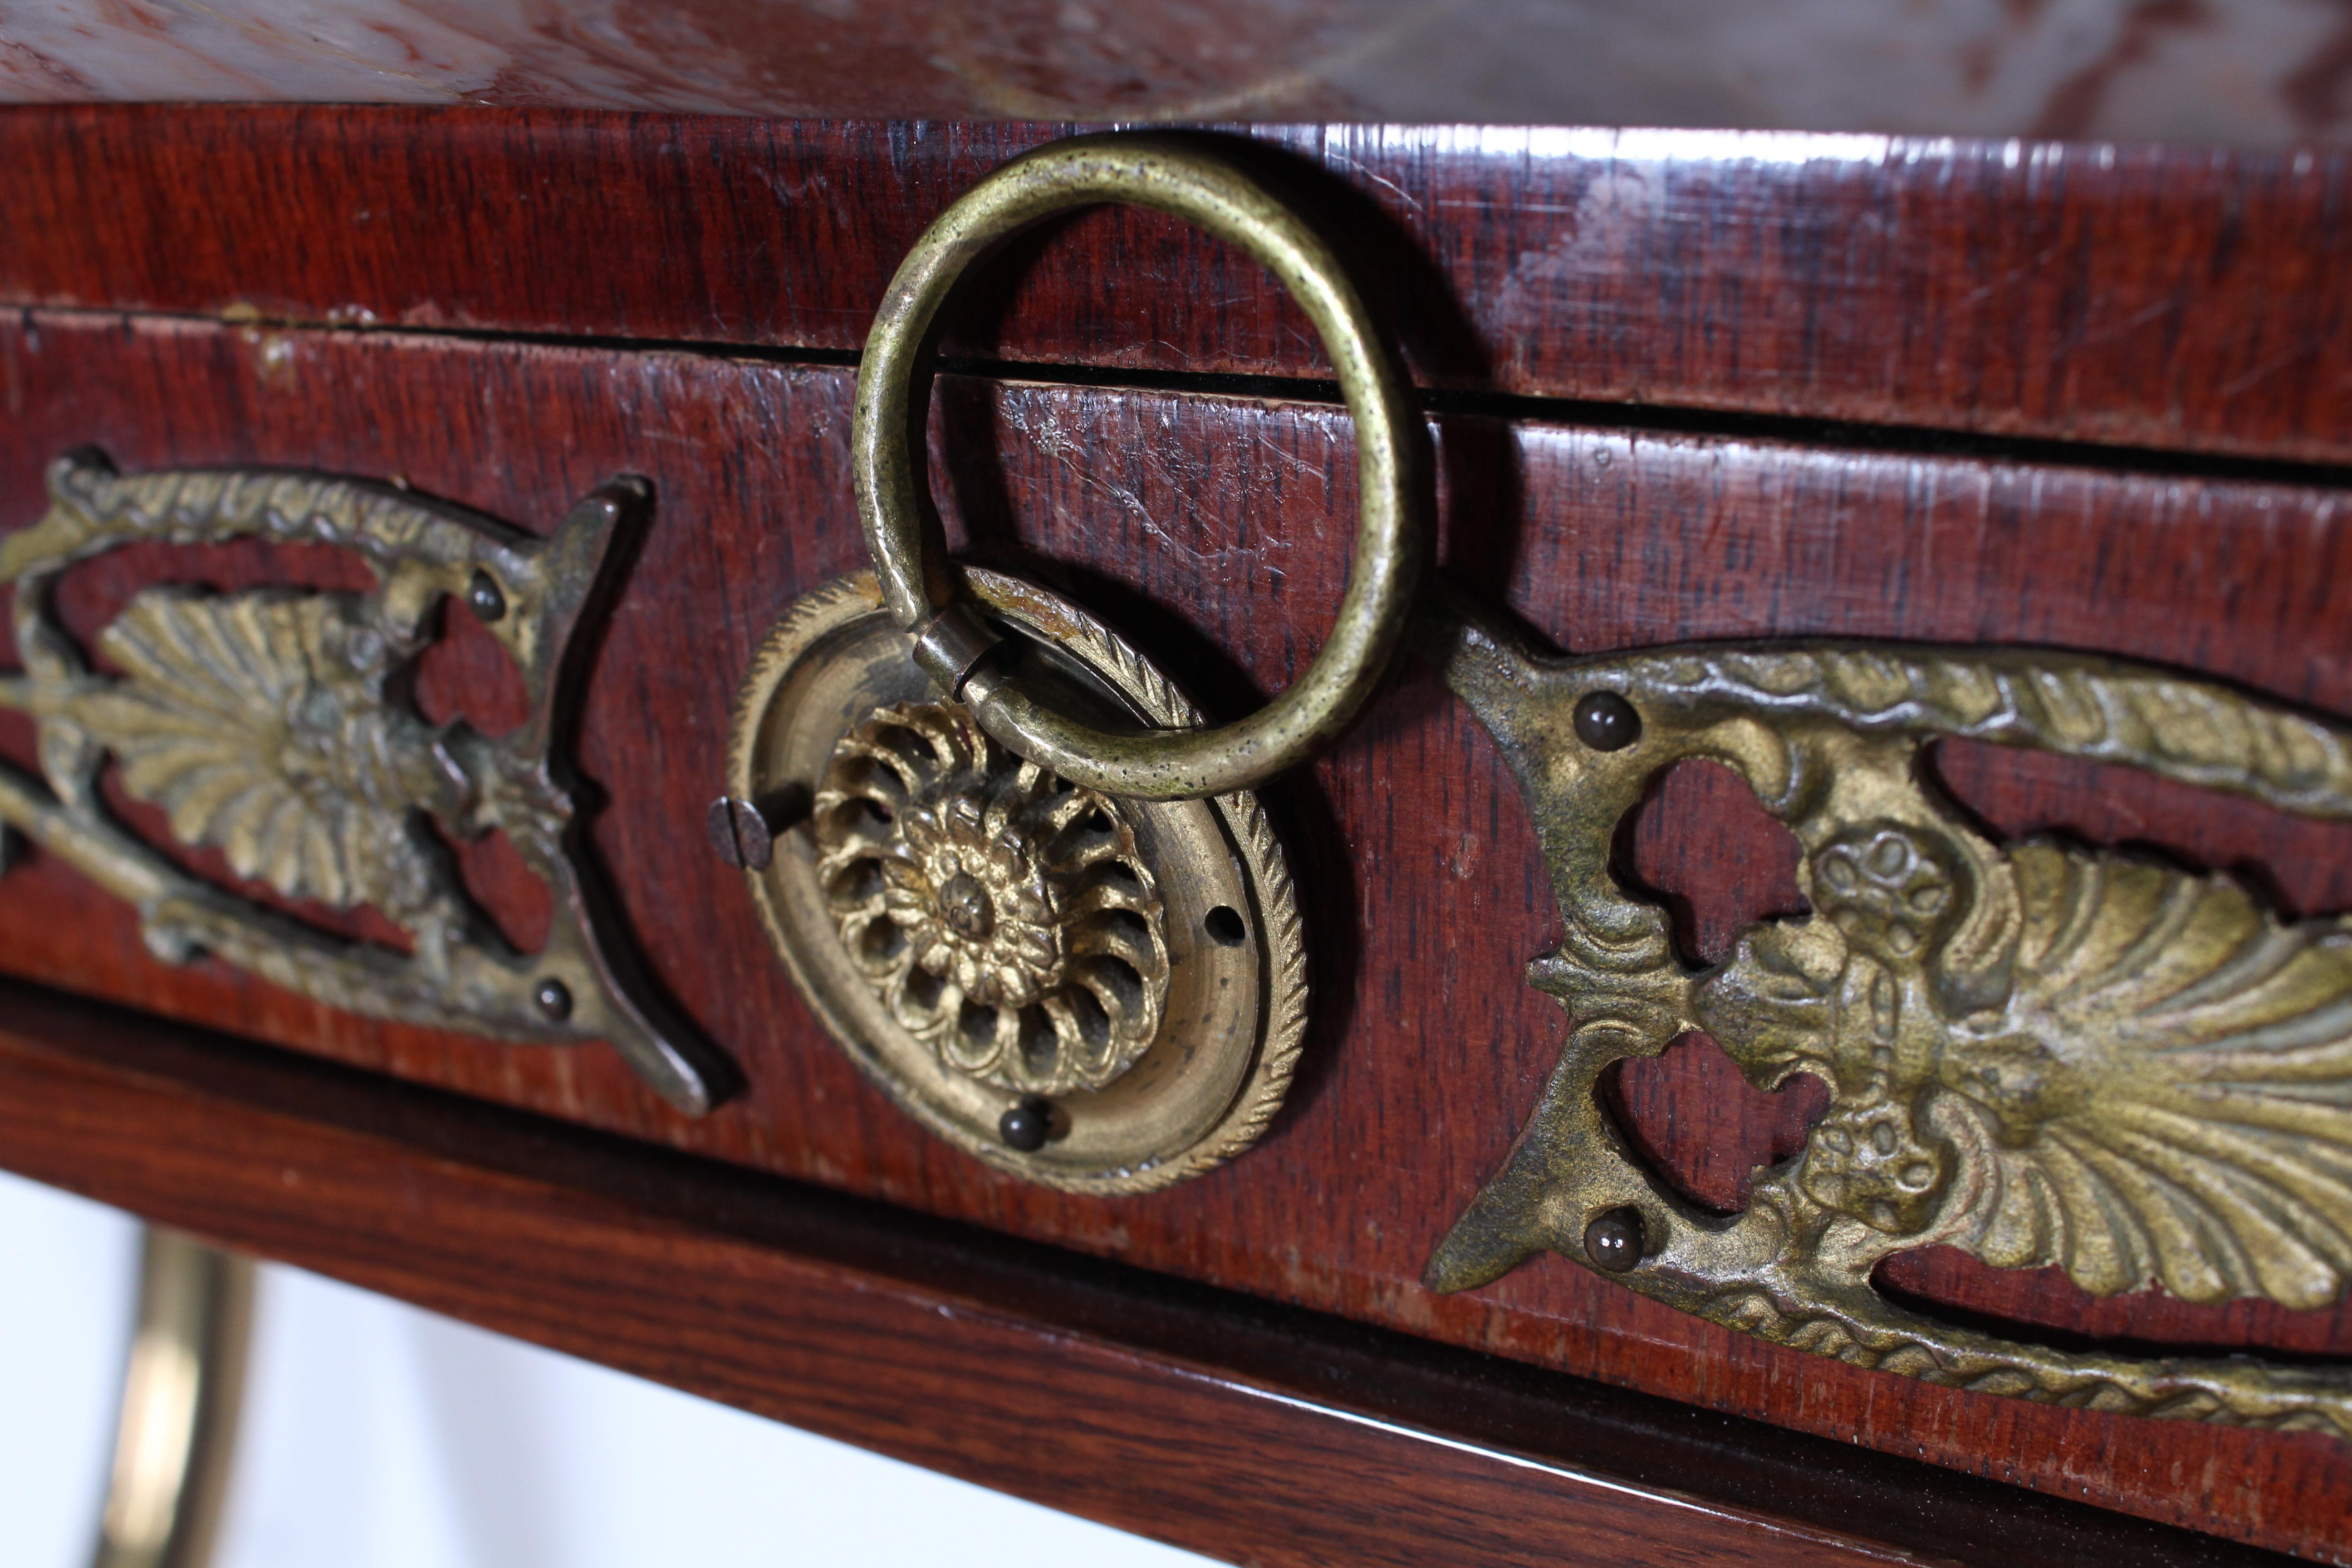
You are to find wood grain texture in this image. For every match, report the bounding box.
[0,976,2296,1568]
[9,107,2352,464]
[9,309,2352,1556]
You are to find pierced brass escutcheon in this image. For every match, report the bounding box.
[0,452,725,1114]
[728,572,1305,1193]
[1419,584,2352,1439]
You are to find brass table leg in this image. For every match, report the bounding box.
[91,1230,251,1568]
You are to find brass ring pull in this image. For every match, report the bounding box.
[853,134,1429,800]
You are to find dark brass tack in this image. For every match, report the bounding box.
[999,1094,1054,1152]
[466,569,508,623]
[533,979,573,1021]
[1572,691,1640,751]
[1585,1206,1646,1272]
[706,796,776,872]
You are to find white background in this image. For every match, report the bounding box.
[0,1170,1221,1568]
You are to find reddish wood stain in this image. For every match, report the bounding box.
[7,109,2352,462]
[0,979,2258,1568]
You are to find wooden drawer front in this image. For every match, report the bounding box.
[7,107,2352,464]
[10,110,2352,1563]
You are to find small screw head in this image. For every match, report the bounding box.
[533,979,573,1021]
[1572,691,1641,752]
[999,1094,1054,1152]
[466,569,508,623]
[1584,1206,1646,1272]
[706,796,775,872]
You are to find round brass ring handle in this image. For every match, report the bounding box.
[852,133,1429,800]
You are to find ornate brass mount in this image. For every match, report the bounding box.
[0,453,724,1114]
[1419,584,2352,1438]
[728,572,1305,1193]
[726,134,1404,1186]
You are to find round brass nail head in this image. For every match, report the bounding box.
[466,568,507,623]
[1000,1095,1054,1152]
[533,979,573,1021]
[1573,691,1641,752]
[1586,1207,1646,1272]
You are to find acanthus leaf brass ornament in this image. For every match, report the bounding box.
[853,132,1430,801]
[1419,582,2352,1438]
[0,453,727,1115]
[729,571,1306,1193]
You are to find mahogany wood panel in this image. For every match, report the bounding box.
[0,977,2292,1568]
[9,107,2352,465]
[10,309,2352,1556]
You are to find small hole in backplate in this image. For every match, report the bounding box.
[1203,905,1247,946]
[1088,956,1144,1015]
[860,917,908,965]
[1018,1004,1058,1077]
[827,855,885,906]
[1068,985,1111,1048]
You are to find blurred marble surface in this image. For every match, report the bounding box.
[3,0,2352,147]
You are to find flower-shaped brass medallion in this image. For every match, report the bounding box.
[813,701,1171,1098]
[730,571,1305,1194]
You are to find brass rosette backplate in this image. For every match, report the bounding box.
[729,570,1306,1194]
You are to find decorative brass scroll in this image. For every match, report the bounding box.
[0,453,724,1114]
[1420,583,2352,1438]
